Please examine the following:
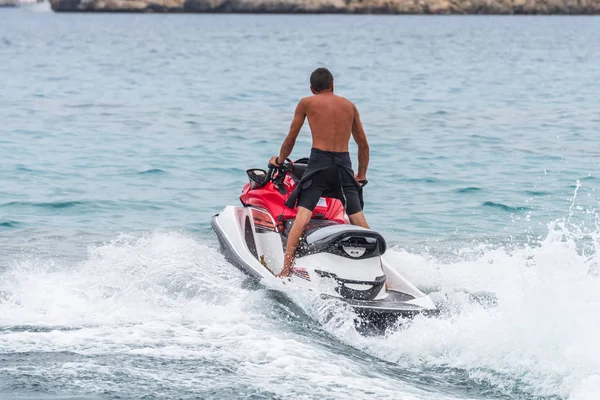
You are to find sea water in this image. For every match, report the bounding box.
[1,10,600,399]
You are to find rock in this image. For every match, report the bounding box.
[49,0,600,13]
[49,0,183,11]
[512,0,600,13]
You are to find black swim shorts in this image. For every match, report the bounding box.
[296,165,362,216]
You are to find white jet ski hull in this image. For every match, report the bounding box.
[211,206,437,330]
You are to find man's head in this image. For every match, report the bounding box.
[310,68,334,94]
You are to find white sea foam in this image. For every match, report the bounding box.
[314,219,600,399]
[2,223,599,399]
[0,231,456,399]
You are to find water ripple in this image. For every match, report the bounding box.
[136,169,167,175]
[482,201,532,212]
[0,220,20,229]
[456,187,482,194]
[1,201,85,210]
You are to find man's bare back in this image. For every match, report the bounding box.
[301,93,355,153]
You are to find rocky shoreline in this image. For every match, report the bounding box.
[48,0,600,14]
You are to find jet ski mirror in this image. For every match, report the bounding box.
[247,169,268,189]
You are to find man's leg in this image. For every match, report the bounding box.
[348,211,370,229]
[344,183,369,229]
[277,206,313,277]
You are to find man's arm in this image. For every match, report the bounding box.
[271,99,307,166]
[351,103,369,180]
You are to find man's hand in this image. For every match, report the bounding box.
[276,266,292,278]
[269,156,282,167]
[355,174,368,187]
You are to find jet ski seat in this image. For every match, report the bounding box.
[298,223,387,259]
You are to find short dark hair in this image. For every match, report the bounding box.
[310,68,334,92]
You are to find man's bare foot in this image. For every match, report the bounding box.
[276,266,292,278]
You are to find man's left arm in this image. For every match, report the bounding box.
[270,99,307,166]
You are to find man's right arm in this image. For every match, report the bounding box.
[351,103,369,181]
[272,99,307,165]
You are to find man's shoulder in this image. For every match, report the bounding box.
[296,96,312,109]
[334,95,355,107]
[301,95,355,110]
[300,96,321,111]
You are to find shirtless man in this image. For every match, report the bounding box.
[269,67,370,278]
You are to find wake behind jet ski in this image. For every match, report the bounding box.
[211,159,437,330]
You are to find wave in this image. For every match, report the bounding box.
[1,201,84,209]
[0,325,82,333]
[0,200,163,212]
[482,201,532,212]
[64,102,123,109]
[15,165,34,173]
[456,187,482,194]
[524,190,549,196]
[0,220,20,228]
[136,168,167,175]
[407,177,439,184]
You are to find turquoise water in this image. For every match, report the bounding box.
[2,9,600,400]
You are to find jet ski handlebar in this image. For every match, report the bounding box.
[246,160,294,191]
[267,158,293,183]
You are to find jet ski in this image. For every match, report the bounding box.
[211,158,437,330]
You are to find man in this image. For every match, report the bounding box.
[269,67,370,278]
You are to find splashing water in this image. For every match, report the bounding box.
[0,232,461,399]
[2,198,600,399]
[569,180,582,218]
[304,219,600,400]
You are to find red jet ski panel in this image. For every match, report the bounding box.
[240,170,345,226]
